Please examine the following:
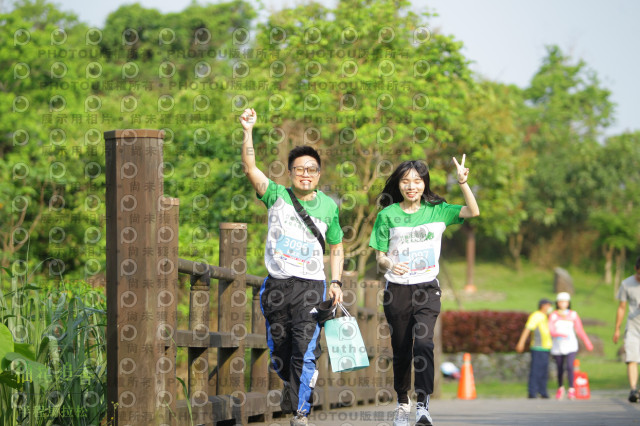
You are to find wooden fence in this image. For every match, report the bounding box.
[105,129,438,425]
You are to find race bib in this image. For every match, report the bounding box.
[274,235,314,266]
[399,247,435,275]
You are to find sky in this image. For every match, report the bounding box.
[44,0,640,137]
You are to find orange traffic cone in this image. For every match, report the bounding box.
[573,359,590,399]
[457,352,477,400]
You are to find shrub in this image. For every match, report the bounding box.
[441,310,528,354]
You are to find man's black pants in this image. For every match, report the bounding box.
[260,275,325,415]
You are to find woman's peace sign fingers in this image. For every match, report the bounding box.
[453,153,469,183]
[453,153,466,169]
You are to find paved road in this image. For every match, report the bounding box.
[253,390,640,425]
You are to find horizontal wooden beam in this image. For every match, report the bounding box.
[175,330,268,349]
[177,257,264,287]
[175,391,277,424]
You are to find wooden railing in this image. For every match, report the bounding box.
[104,129,398,425]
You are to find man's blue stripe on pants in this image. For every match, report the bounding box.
[297,323,321,413]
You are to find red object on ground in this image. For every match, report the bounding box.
[457,352,477,400]
[573,359,590,400]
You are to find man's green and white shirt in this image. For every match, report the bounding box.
[369,202,464,284]
[258,179,343,280]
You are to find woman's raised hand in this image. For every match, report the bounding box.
[453,154,469,184]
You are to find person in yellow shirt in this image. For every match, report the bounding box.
[516,298,553,398]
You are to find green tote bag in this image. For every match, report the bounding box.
[324,303,370,372]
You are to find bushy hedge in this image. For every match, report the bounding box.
[441,310,528,354]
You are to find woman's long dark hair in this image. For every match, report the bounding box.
[376,160,446,208]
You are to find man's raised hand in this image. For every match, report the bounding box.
[240,108,256,131]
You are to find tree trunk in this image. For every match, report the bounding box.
[1,184,48,268]
[603,244,614,285]
[464,223,476,293]
[614,246,626,297]
[508,232,524,272]
[357,247,372,279]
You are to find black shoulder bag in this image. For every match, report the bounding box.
[286,188,326,255]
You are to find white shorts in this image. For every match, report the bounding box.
[624,331,640,363]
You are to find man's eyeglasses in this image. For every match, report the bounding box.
[291,166,320,177]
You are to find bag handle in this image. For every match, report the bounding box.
[337,302,351,317]
[286,188,326,255]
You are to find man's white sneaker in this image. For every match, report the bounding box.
[290,412,308,426]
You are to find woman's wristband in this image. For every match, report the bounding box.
[330,280,342,288]
[458,180,467,185]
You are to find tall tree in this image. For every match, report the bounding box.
[519,45,614,265]
[0,0,88,272]
[589,131,640,291]
[456,81,531,276]
[0,0,259,278]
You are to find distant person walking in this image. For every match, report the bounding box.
[369,156,479,426]
[549,292,593,400]
[613,255,640,403]
[516,298,554,398]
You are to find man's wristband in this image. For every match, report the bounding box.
[330,280,343,288]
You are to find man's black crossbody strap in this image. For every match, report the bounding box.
[286,188,326,255]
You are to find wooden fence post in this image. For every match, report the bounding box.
[105,129,165,425]
[188,262,211,424]
[158,196,179,424]
[218,223,248,423]
[250,282,272,421]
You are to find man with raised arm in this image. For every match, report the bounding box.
[240,108,344,426]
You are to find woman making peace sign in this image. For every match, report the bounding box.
[369,155,479,426]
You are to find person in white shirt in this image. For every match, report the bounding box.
[614,256,640,403]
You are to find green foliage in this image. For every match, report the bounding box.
[0,265,106,425]
[1,0,260,278]
[456,80,530,242]
[590,130,640,246]
[522,45,614,230]
[0,0,102,278]
[1,0,637,281]
[590,210,638,251]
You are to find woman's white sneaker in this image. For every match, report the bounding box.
[415,402,433,425]
[393,402,411,426]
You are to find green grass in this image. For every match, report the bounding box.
[440,379,524,399]
[438,259,628,394]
